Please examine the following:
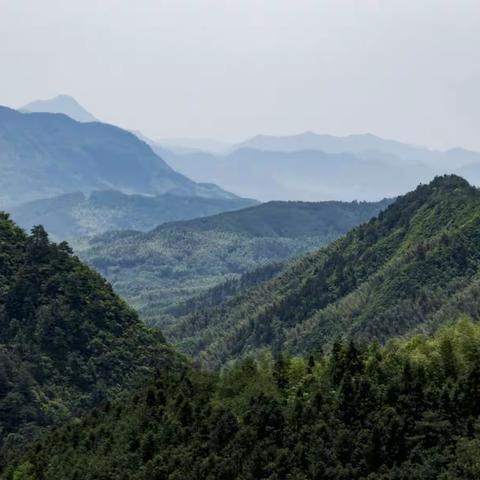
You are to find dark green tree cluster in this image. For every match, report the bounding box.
[8,318,480,480]
[0,213,176,469]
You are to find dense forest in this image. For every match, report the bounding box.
[0,213,177,469]
[6,318,480,479]
[169,175,480,367]
[10,190,257,240]
[76,199,390,328]
[3,176,480,479]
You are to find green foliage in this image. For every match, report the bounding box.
[9,318,480,480]
[0,213,176,469]
[11,190,258,240]
[12,463,35,480]
[77,199,390,329]
[170,176,480,367]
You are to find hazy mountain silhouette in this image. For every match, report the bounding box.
[0,106,242,207]
[20,94,97,122]
[160,146,434,201]
[236,132,478,165]
[160,132,480,201]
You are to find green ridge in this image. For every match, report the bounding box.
[77,199,390,328]
[170,176,480,367]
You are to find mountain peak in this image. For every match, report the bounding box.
[20,94,97,123]
[428,174,472,190]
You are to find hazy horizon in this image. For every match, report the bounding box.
[1,0,479,150]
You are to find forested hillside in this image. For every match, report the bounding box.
[10,190,257,240]
[77,199,390,327]
[169,175,480,367]
[0,213,177,469]
[8,318,480,480]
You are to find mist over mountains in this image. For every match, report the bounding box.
[10,190,257,240]
[0,99,262,242]
[18,95,480,204]
[160,133,480,201]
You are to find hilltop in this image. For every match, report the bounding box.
[20,94,97,123]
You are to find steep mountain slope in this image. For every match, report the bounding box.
[0,106,235,207]
[20,95,97,123]
[77,199,391,327]
[10,190,257,240]
[8,318,480,480]
[0,213,177,468]
[169,175,480,367]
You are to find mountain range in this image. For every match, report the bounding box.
[236,132,478,165]
[158,146,436,201]
[18,95,480,204]
[3,184,480,478]
[0,106,246,209]
[156,132,480,202]
[167,175,480,368]
[75,198,391,328]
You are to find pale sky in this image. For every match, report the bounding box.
[1,0,479,150]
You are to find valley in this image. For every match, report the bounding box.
[2,79,480,478]
[168,176,480,367]
[75,198,391,328]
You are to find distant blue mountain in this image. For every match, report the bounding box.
[0,106,243,207]
[159,132,480,201]
[158,146,433,201]
[20,94,97,123]
[236,132,477,163]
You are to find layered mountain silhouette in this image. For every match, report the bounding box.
[160,133,480,201]
[160,146,433,201]
[5,180,480,479]
[236,131,453,160]
[0,106,244,207]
